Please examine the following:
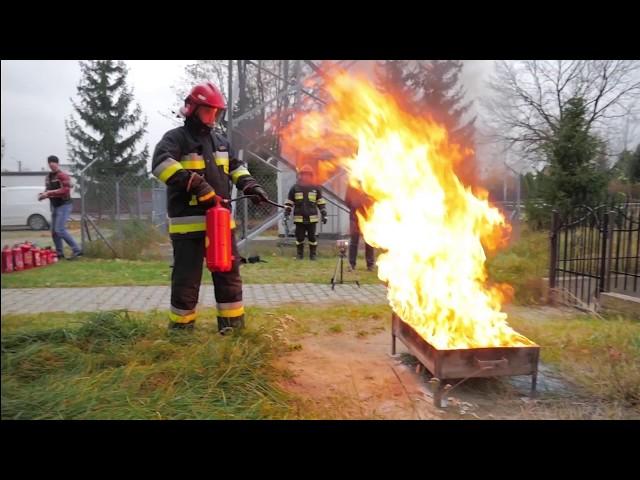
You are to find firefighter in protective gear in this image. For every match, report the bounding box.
[152,81,269,333]
[284,165,327,260]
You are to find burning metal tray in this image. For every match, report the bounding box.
[391,313,540,408]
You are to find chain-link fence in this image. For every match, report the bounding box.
[233,155,280,238]
[77,157,350,259]
[79,172,167,259]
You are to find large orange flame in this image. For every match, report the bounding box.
[281,69,532,349]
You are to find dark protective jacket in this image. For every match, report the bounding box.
[151,119,258,239]
[284,183,327,223]
[45,170,73,208]
[345,184,373,221]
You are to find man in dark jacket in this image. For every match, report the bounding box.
[151,81,269,333]
[345,182,375,271]
[38,155,82,260]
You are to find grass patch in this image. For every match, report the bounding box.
[2,222,549,301]
[328,324,344,334]
[3,227,545,293]
[0,258,172,288]
[1,305,391,420]
[1,241,380,288]
[1,310,292,420]
[2,226,548,291]
[236,240,380,285]
[508,311,640,407]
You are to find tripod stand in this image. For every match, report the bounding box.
[330,247,360,290]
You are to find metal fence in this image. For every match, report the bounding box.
[79,173,167,253]
[549,203,640,309]
[77,161,350,258]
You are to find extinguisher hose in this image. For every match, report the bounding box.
[222,195,286,209]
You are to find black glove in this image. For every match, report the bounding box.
[188,173,217,207]
[244,184,269,205]
[284,207,292,217]
[321,211,328,224]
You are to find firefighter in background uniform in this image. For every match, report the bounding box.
[284,165,327,260]
[152,82,269,332]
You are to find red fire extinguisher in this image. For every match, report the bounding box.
[13,244,24,271]
[22,242,34,269]
[51,250,59,263]
[204,194,285,273]
[2,245,14,273]
[206,199,233,273]
[33,245,42,267]
[43,247,51,265]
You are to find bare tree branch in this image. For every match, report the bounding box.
[482,60,640,166]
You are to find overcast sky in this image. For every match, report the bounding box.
[1,60,194,172]
[1,60,498,173]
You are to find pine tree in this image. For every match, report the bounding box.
[373,60,418,111]
[66,60,148,181]
[542,97,608,212]
[412,61,475,143]
[412,61,477,184]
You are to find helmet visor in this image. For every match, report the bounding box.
[197,106,225,127]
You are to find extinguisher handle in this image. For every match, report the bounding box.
[217,195,287,209]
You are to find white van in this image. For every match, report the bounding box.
[1,186,52,230]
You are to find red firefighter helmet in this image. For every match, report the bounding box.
[180,82,226,119]
[298,164,314,176]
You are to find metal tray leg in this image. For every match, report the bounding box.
[432,378,444,408]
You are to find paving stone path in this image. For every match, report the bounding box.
[1,283,388,315]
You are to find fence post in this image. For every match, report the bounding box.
[80,175,86,252]
[512,173,522,243]
[548,210,560,304]
[115,178,121,238]
[599,210,610,295]
[238,149,250,254]
[137,185,142,220]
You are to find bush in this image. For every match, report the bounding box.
[85,220,167,260]
[524,200,552,230]
[487,227,549,304]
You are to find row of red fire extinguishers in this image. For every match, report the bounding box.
[2,241,59,274]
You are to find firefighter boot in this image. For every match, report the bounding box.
[296,244,304,260]
[168,320,195,331]
[218,315,245,335]
[309,244,317,261]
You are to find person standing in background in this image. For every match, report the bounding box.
[284,165,328,261]
[345,182,375,271]
[38,155,82,260]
